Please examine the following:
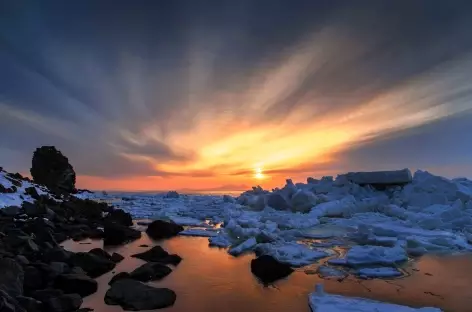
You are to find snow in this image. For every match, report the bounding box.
[0,171,49,208]
[309,284,442,312]
[342,245,408,267]
[255,242,330,267]
[357,267,402,278]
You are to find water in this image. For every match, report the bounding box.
[62,233,472,312]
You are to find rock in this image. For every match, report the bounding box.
[54,274,98,297]
[23,266,44,291]
[105,279,176,310]
[290,190,318,213]
[103,222,141,245]
[165,191,179,199]
[71,253,116,278]
[49,262,69,276]
[69,267,86,275]
[22,202,45,217]
[16,296,42,312]
[45,293,82,312]
[104,209,132,226]
[0,258,24,297]
[250,255,294,284]
[30,289,63,302]
[15,255,30,266]
[131,246,182,265]
[0,290,25,312]
[24,187,40,200]
[108,272,131,285]
[145,220,184,240]
[62,198,104,221]
[266,193,291,210]
[129,263,172,282]
[342,169,412,189]
[42,248,72,263]
[110,253,124,263]
[2,206,21,216]
[88,248,111,260]
[30,146,76,194]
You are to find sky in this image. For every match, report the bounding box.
[1,0,472,192]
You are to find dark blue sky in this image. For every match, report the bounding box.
[1,0,472,190]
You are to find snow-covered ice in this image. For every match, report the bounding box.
[356,267,402,278]
[342,245,408,267]
[316,266,348,279]
[309,284,442,312]
[255,242,330,267]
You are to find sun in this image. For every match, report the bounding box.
[254,167,264,179]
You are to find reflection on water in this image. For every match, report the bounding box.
[62,235,472,312]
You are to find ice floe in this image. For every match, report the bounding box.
[356,267,402,278]
[309,284,442,312]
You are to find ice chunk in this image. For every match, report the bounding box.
[343,169,412,186]
[179,229,219,237]
[256,242,329,267]
[316,266,348,279]
[345,245,407,267]
[357,267,402,278]
[209,233,232,247]
[290,189,318,213]
[229,237,257,256]
[266,193,291,210]
[309,284,442,312]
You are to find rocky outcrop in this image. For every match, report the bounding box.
[250,255,294,284]
[131,246,182,265]
[103,222,141,245]
[30,146,76,194]
[104,209,132,226]
[128,263,172,282]
[70,252,116,278]
[54,274,98,297]
[105,279,176,310]
[145,220,184,240]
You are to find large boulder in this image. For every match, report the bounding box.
[129,263,172,282]
[250,255,294,284]
[104,209,133,226]
[30,146,76,194]
[54,274,98,297]
[0,290,26,312]
[103,222,141,245]
[0,258,24,297]
[105,279,176,310]
[145,220,184,240]
[131,246,182,265]
[70,252,116,278]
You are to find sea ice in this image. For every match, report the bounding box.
[316,266,348,279]
[309,284,442,312]
[229,237,257,256]
[356,267,402,278]
[179,229,219,237]
[343,245,408,267]
[256,242,329,267]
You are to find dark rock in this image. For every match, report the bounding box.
[0,258,24,297]
[76,309,94,312]
[0,184,8,193]
[30,146,76,194]
[129,263,172,282]
[105,279,176,310]
[88,248,111,260]
[145,220,183,240]
[87,228,104,239]
[165,191,179,199]
[23,219,57,246]
[250,255,294,284]
[16,295,42,312]
[24,187,40,200]
[2,206,21,216]
[103,222,141,245]
[108,272,130,286]
[62,198,104,221]
[30,289,63,302]
[0,290,25,312]
[42,248,72,263]
[110,253,124,263]
[22,202,45,217]
[45,293,82,312]
[15,255,30,266]
[71,253,116,278]
[131,246,182,265]
[49,262,69,277]
[139,244,149,248]
[105,209,132,226]
[54,274,98,297]
[23,266,44,291]
[69,267,86,275]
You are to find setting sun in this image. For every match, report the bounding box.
[254,167,264,180]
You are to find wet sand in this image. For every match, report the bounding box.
[62,234,472,312]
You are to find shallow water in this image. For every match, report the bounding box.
[62,234,472,312]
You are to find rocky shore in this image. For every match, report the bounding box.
[0,146,195,312]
